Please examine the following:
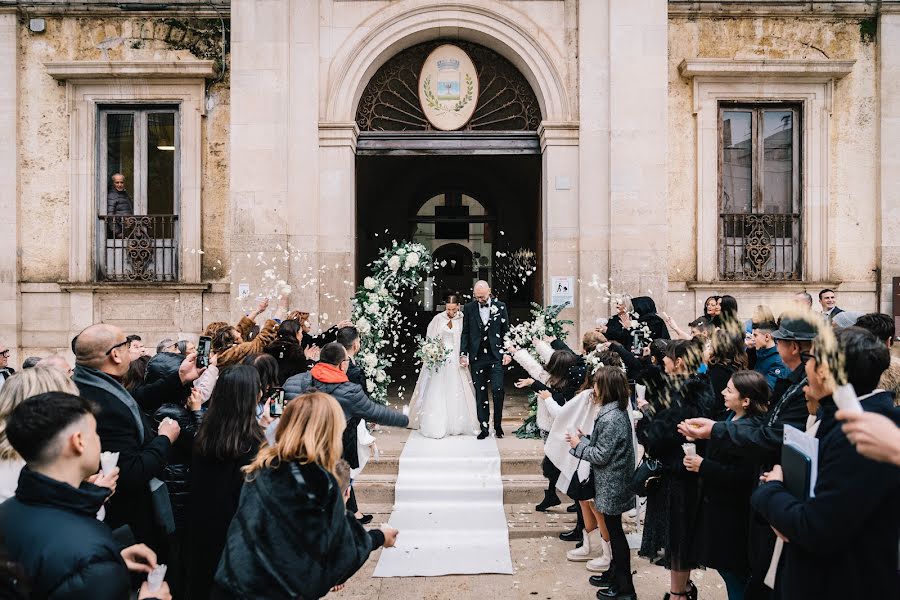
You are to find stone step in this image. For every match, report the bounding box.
[352,473,562,505]
[361,453,545,476]
[357,503,578,540]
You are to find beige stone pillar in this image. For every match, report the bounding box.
[539,122,580,343]
[230,0,322,324]
[879,13,900,313]
[0,10,18,361]
[608,0,669,307]
[317,123,358,324]
[577,0,612,331]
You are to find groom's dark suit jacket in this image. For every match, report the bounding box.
[459,298,510,364]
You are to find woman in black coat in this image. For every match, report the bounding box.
[188,365,265,600]
[601,296,639,349]
[212,391,394,600]
[636,339,716,600]
[684,371,769,600]
[264,319,311,385]
[705,331,749,421]
[632,296,671,343]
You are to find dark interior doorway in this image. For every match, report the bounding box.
[356,154,541,378]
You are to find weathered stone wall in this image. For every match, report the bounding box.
[17,15,231,282]
[667,15,879,322]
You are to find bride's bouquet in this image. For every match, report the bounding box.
[414,335,451,373]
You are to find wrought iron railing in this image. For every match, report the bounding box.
[719,213,801,281]
[98,215,178,282]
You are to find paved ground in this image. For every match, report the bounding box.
[339,538,729,600]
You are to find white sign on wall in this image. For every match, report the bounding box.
[551,276,575,308]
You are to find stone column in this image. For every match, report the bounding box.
[577,0,611,331]
[230,0,322,323]
[879,13,900,313]
[317,123,359,324]
[0,10,18,361]
[539,122,580,343]
[608,0,669,307]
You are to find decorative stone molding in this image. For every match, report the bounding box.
[538,121,579,151]
[669,2,890,18]
[46,60,217,80]
[680,58,855,284]
[318,122,359,151]
[47,60,212,285]
[326,0,572,124]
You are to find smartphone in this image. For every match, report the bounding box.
[269,387,286,418]
[197,335,212,369]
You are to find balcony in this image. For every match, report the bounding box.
[98,215,178,282]
[720,213,802,281]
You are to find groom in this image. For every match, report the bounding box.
[459,280,511,439]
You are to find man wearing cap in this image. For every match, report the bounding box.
[679,314,819,597]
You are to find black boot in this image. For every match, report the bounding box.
[589,568,616,588]
[535,486,561,512]
[567,502,577,513]
[559,500,584,542]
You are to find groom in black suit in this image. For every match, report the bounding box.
[459,280,511,439]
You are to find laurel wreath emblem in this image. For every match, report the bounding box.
[423,73,475,114]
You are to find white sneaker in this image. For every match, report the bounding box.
[586,537,612,572]
[566,529,602,562]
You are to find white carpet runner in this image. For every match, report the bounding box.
[372,432,514,577]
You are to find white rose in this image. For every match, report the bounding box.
[404,252,420,269]
[388,256,401,272]
[366,302,379,315]
[366,380,376,393]
[375,370,386,383]
[356,317,371,335]
[364,277,377,290]
[379,287,389,297]
[363,353,378,369]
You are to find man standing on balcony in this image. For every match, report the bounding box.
[107,173,133,217]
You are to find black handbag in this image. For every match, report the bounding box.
[629,455,663,497]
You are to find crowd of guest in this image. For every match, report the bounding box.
[0,287,898,600]
[0,297,406,600]
[511,290,899,600]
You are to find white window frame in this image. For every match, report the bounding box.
[46,61,215,284]
[679,58,854,283]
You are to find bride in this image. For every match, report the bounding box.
[408,294,481,439]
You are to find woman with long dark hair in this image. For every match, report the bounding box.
[188,365,265,600]
[686,370,768,600]
[706,331,750,418]
[511,347,584,511]
[265,319,316,384]
[636,338,716,600]
[241,352,280,397]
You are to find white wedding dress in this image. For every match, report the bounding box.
[408,311,480,439]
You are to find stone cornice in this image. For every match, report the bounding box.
[538,121,579,151]
[668,1,896,18]
[318,122,360,151]
[4,1,229,17]
[679,58,856,80]
[46,60,217,80]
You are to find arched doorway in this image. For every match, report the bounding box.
[354,40,543,378]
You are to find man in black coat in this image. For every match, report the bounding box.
[0,391,168,599]
[336,326,371,521]
[0,340,14,389]
[752,327,900,600]
[459,280,511,439]
[72,323,201,553]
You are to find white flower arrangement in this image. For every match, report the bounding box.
[414,335,451,373]
[503,302,573,357]
[351,240,433,404]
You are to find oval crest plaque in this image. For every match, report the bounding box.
[418,44,479,131]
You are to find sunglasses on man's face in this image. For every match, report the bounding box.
[105,339,130,356]
[0,350,9,358]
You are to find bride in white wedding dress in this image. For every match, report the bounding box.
[408,297,480,439]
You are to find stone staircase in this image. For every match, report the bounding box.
[352,403,577,539]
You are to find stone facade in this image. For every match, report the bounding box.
[1,0,898,365]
